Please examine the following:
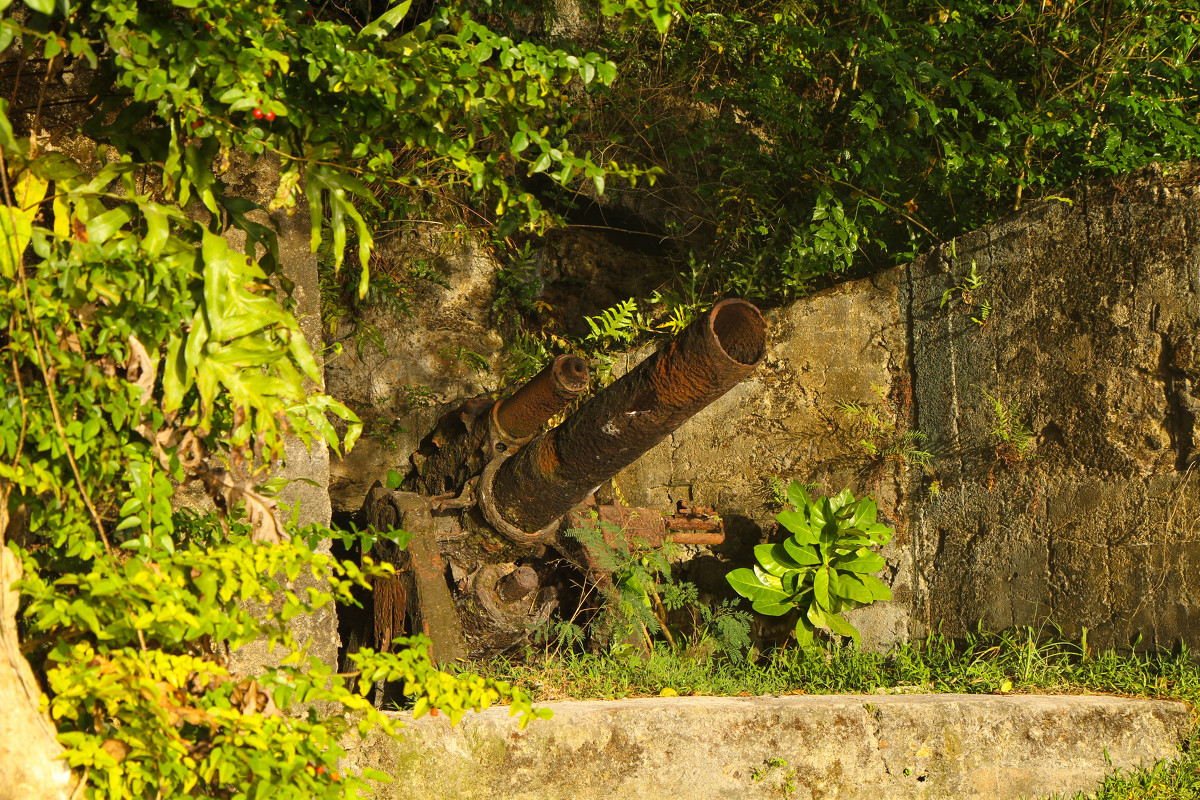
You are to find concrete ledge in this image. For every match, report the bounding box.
[344,693,1191,799]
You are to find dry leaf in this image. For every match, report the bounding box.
[100,738,130,763]
[199,469,288,545]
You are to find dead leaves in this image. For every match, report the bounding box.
[198,468,288,545]
[125,335,286,545]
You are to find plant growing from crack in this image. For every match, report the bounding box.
[941,251,992,327]
[751,756,798,797]
[838,384,932,470]
[981,388,1037,464]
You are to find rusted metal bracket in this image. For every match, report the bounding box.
[567,500,726,552]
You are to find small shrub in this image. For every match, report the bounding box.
[727,482,893,647]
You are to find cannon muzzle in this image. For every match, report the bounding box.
[479,299,766,539]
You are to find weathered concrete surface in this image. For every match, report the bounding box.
[902,164,1200,651]
[323,232,508,511]
[217,154,340,674]
[345,693,1190,800]
[609,163,1200,652]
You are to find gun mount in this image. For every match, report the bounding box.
[353,299,766,701]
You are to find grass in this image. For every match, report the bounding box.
[470,627,1200,799]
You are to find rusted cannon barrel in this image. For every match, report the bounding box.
[479,299,766,539]
[493,354,590,441]
[410,355,589,494]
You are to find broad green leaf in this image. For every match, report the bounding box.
[824,611,861,646]
[858,574,893,602]
[359,0,412,38]
[754,543,804,577]
[831,488,854,511]
[806,603,825,629]
[161,334,190,413]
[850,498,877,529]
[833,551,885,574]
[782,537,821,565]
[750,588,795,616]
[836,573,875,604]
[776,509,815,543]
[23,0,54,14]
[0,168,46,276]
[781,569,802,596]
[141,203,169,257]
[813,566,831,610]
[866,522,894,545]
[752,564,783,591]
[786,480,811,510]
[726,567,769,600]
[794,616,814,647]
[808,496,826,529]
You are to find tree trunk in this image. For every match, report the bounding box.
[1,537,76,800]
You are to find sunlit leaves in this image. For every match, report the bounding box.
[726,481,894,648]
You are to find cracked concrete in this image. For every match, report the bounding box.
[343,694,1191,800]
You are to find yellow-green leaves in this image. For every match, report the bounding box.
[305,166,376,296]
[0,166,47,277]
[726,481,894,648]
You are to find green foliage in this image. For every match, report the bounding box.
[0,0,699,793]
[837,385,931,469]
[940,254,992,327]
[583,297,645,347]
[578,0,1200,303]
[751,757,798,797]
[981,388,1037,462]
[477,625,1200,709]
[727,483,893,647]
[562,515,751,658]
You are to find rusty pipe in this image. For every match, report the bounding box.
[494,354,590,440]
[496,565,539,603]
[486,299,766,536]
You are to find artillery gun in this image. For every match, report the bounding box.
[352,299,766,696]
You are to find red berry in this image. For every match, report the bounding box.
[253,108,264,119]
[265,110,276,122]
[315,765,326,775]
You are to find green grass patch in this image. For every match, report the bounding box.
[479,628,1200,705]
[474,627,1199,799]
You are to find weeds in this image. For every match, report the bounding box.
[981,388,1037,464]
[838,384,933,470]
[477,626,1200,707]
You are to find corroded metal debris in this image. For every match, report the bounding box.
[566,501,725,549]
